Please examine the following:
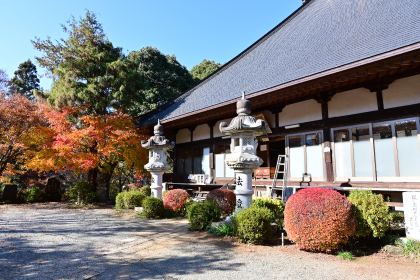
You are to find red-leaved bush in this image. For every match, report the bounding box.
[206,189,236,215]
[163,189,190,212]
[284,188,356,252]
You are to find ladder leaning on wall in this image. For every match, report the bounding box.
[269,154,288,203]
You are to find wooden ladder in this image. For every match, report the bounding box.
[269,154,288,202]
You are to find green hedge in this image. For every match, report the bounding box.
[187,200,221,231]
[115,190,146,209]
[142,197,165,218]
[251,197,285,225]
[233,207,273,244]
[140,185,151,197]
[123,190,146,209]
[347,188,392,238]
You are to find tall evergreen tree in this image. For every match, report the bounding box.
[32,11,143,116]
[190,59,222,83]
[9,59,40,100]
[127,47,196,115]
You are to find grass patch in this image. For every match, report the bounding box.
[135,211,143,218]
[396,238,420,260]
[208,222,234,237]
[337,251,354,261]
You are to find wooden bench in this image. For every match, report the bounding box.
[254,167,271,179]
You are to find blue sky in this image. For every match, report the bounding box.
[0,0,302,90]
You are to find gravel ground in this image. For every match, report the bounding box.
[1,203,419,280]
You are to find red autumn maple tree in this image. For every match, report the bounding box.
[26,106,149,199]
[0,93,47,181]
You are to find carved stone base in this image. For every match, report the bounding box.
[150,171,164,199]
[234,170,254,211]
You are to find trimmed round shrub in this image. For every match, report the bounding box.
[140,185,151,197]
[115,192,125,209]
[142,197,165,219]
[163,189,190,212]
[187,200,221,231]
[162,190,169,197]
[252,197,285,225]
[347,188,392,238]
[285,188,356,252]
[69,181,98,203]
[233,207,273,244]
[123,190,146,209]
[206,189,236,215]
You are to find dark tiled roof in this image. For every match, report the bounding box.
[138,0,420,127]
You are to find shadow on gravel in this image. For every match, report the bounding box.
[91,239,243,280]
[0,234,102,279]
[1,205,242,279]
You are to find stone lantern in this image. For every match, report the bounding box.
[220,92,269,209]
[141,120,175,199]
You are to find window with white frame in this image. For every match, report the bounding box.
[287,132,324,181]
[215,145,235,178]
[332,117,420,182]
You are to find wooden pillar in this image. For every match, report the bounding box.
[376,91,384,111]
[207,120,217,139]
[323,127,334,182]
[187,125,197,142]
[315,91,336,182]
[269,105,285,128]
[207,121,217,180]
[321,103,328,120]
[173,148,178,174]
[314,90,335,120]
[365,81,394,111]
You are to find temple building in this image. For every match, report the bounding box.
[137,0,420,210]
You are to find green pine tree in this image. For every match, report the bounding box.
[127,46,196,115]
[9,59,41,100]
[32,11,143,116]
[190,59,222,83]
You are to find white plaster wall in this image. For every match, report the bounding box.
[278,99,322,127]
[176,128,191,144]
[262,110,276,128]
[329,88,377,118]
[383,74,420,109]
[214,118,233,138]
[193,124,210,141]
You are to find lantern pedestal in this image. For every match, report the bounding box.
[234,170,254,209]
[150,171,164,198]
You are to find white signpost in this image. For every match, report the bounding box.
[403,192,420,241]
